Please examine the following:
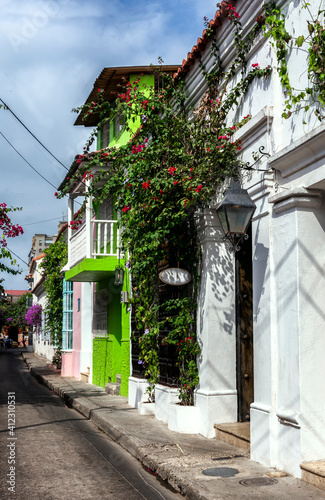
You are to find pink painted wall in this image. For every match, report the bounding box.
[61,281,82,379]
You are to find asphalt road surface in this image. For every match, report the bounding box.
[0,349,183,500]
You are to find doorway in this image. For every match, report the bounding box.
[235,228,254,422]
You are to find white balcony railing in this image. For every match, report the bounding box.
[92,219,119,257]
[68,219,119,268]
[70,224,87,268]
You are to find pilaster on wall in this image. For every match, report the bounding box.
[268,187,325,477]
[195,209,237,437]
[80,281,93,382]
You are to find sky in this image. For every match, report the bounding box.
[1,0,218,291]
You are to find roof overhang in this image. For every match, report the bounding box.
[74,65,179,127]
[58,158,112,194]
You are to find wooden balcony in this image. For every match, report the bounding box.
[68,219,119,269]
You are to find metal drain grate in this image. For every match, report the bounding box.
[203,467,239,478]
[239,477,278,486]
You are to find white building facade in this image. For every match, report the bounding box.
[130,0,325,479]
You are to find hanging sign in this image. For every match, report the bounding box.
[159,267,192,286]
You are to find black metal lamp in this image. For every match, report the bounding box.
[114,266,124,286]
[216,180,256,251]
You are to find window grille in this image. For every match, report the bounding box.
[62,279,73,350]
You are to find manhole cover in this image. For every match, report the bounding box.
[239,477,278,486]
[202,467,239,478]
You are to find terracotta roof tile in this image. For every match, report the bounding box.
[173,1,234,83]
[33,253,45,262]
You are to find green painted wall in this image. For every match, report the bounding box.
[92,272,130,396]
[96,73,155,150]
[91,73,155,395]
[92,337,110,388]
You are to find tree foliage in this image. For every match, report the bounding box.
[0,203,24,277]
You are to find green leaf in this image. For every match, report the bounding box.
[296,35,305,47]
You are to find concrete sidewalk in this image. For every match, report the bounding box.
[22,352,325,500]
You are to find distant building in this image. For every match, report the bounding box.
[4,290,27,304]
[27,222,66,265]
[28,234,56,265]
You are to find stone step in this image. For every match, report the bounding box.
[214,422,250,451]
[105,375,121,396]
[301,461,325,491]
[80,367,90,383]
[105,383,120,396]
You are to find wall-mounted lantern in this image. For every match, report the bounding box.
[215,180,256,252]
[114,266,124,286]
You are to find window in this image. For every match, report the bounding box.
[93,288,108,337]
[41,310,46,342]
[62,279,73,350]
[77,298,80,312]
[102,121,110,148]
[115,113,125,137]
[39,240,42,245]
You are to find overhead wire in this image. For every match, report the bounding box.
[0,131,58,190]
[0,130,83,207]
[6,246,29,267]
[23,216,67,226]
[0,97,69,171]
[0,99,90,208]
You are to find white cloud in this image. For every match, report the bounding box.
[1,0,214,289]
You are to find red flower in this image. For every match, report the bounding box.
[142,181,150,190]
[122,205,131,213]
[174,181,179,186]
[168,166,176,175]
[195,184,203,193]
[252,63,259,68]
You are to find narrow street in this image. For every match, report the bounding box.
[0,350,182,500]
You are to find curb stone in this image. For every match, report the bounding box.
[21,353,325,500]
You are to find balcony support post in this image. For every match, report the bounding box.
[85,178,93,259]
[68,195,74,267]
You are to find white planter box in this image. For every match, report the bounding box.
[138,401,155,415]
[167,402,200,434]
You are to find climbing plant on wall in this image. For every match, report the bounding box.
[39,238,67,368]
[263,0,325,120]
[58,1,280,404]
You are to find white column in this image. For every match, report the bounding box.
[80,281,94,382]
[195,209,237,438]
[269,187,324,477]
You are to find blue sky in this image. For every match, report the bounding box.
[0,0,218,290]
